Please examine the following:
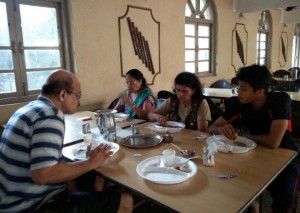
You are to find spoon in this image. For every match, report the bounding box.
[170,143,184,152]
[176,155,200,168]
[182,155,200,161]
[170,143,196,157]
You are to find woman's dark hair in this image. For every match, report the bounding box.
[174,72,203,99]
[126,69,147,88]
[41,77,73,96]
[236,64,272,93]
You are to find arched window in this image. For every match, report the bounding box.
[256,10,272,67]
[185,0,216,77]
[292,23,300,67]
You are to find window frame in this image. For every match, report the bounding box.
[185,0,216,78]
[0,0,73,105]
[256,10,272,68]
[292,23,300,68]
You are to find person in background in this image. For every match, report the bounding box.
[0,70,133,213]
[114,69,155,119]
[148,72,211,131]
[207,64,300,213]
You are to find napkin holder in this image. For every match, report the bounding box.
[203,142,218,167]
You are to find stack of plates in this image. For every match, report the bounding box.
[148,121,185,133]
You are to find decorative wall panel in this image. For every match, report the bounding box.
[231,23,248,72]
[118,5,160,85]
[279,31,288,67]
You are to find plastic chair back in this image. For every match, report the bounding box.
[209,80,231,89]
[157,90,173,99]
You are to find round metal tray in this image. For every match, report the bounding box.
[120,134,163,148]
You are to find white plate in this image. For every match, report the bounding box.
[114,113,129,122]
[206,135,256,153]
[136,156,197,184]
[148,121,185,133]
[95,109,117,115]
[72,141,120,160]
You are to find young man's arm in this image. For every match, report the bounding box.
[244,120,287,149]
[208,116,288,149]
[207,116,237,140]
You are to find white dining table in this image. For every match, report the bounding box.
[203,88,300,102]
[64,111,146,146]
[63,119,298,213]
[203,88,237,99]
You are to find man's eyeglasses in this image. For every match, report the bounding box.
[125,80,138,85]
[68,91,81,100]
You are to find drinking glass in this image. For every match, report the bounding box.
[162,149,176,167]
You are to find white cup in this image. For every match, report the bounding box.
[83,133,93,145]
[162,149,176,167]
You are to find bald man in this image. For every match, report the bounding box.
[0,70,133,213]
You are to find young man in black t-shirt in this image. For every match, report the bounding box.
[208,64,300,213]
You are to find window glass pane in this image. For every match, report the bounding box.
[185,50,195,61]
[0,50,13,70]
[24,50,60,69]
[260,41,266,49]
[198,38,209,48]
[191,0,196,8]
[199,0,205,10]
[26,70,53,91]
[198,61,209,72]
[257,33,259,40]
[185,62,195,73]
[264,22,269,31]
[198,25,209,36]
[292,37,296,66]
[0,2,10,46]
[204,8,212,20]
[260,50,266,57]
[185,37,195,48]
[20,4,59,46]
[185,24,195,36]
[260,33,266,41]
[198,50,209,60]
[260,58,265,65]
[0,73,16,93]
[185,4,192,16]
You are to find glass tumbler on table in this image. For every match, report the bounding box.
[162,149,176,167]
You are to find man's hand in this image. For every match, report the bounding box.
[218,124,237,140]
[86,144,112,169]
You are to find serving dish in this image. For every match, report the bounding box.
[148,121,185,133]
[120,134,163,148]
